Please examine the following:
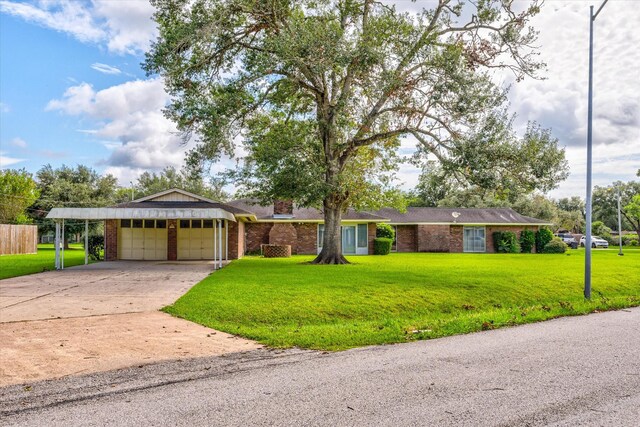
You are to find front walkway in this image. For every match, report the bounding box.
[0,261,258,386]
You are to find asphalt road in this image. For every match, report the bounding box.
[2,307,639,426]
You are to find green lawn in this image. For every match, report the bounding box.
[165,249,640,350]
[0,244,89,280]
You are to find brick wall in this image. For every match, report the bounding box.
[368,223,377,255]
[105,219,118,261]
[450,225,464,253]
[269,223,298,252]
[245,222,272,253]
[227,220,244,259]
[167,219,177,260]
[274,200,293,215]
[295,223,317,254]
[417,225,451,252]
[395,225,418,252]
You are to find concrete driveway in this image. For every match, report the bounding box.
[0,261,259,386]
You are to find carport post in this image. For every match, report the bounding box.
[213,219,217,270]
[85,219,89,265]
[54,221,60,270]
[218,219,222,269]
[225,220,228,261]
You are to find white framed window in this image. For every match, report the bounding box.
[317,223,368,255]
[463,226,486,253]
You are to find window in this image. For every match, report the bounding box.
[144,219,155,228]
[192,220,202,228]
[318,224,324,249]
[180,220,190,228]
[132,219,143,228]
[121,219,131,228]
[463,227,486,252]
[203,220,214,228]
[156,220,166,229]
[357,224,368,248]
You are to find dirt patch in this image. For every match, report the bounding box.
[0,312,260,387]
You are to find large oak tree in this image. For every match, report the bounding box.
[145,0,548,263]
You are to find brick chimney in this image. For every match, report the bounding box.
[274,200,294,216]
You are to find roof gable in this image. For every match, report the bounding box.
[133,188,217,204]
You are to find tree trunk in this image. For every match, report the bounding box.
[64,235,70,250]
[312,199,349,264]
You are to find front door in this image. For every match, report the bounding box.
[342,226,356,255]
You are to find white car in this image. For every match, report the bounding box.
[580,235,609,248]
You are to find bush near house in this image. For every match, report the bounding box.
[376,223,395,240]
[520,230,536,253]
[535,228,554,253]
[493,231,520,253]
[543,237,568,254]
[374,238,393,255]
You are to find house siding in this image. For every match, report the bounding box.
[227,220,245,259]
[295,223,317,255]
[450,225,464,253]
[245,222,272,253]
[394,225,418,252]
[269,223,298,251]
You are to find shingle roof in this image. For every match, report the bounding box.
[226,199,387,221]
[372,207,550,225]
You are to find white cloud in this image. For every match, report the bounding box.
[0,0,156,55]
[0,152,24,167]
[9,137,27,148]
[47,78,192,183]
[91,62,121,75]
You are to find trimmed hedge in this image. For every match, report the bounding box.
[520,230,535,253]
[373,238,393,255]
[542,237,568,254]
[376,223,395,240]
[535,228,554,253]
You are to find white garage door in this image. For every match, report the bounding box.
[119,219,168,260]
[177,219,226,260]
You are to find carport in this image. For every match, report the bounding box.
[46,189,237,270]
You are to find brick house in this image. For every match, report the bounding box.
[46,189,549,264]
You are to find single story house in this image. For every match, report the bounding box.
[46,189,550,265]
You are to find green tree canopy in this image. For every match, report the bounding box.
[592,180,640,235]
[135,166,228,201]
[0,169,39,224]
[31,164,120,246]
[145,0,547,263]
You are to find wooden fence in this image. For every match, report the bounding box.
[0,224,38,255]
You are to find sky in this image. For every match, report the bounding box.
[0,0,638,199]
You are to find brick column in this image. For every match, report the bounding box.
[368,223,377,255]
[168,219,177,261]
[105,219,118,261]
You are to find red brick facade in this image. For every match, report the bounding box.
[269,223,298,251]
[417,225,450,252]
[294,223,318,255]
[105,219,118,261]
[167,219,177,260]
[228,220,245,259]
[273,200,293,215]
[245,222,273,253]
[450,225,463,253]
[394,225,417,252]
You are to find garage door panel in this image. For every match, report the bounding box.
[119,221,168,261]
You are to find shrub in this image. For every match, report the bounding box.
[494,231,520,253]
[520,230,536,253]
[87,235,104,260]
[535,228,554,253]
[373,238,393,255]
[376,223,395,240]
[631,239,639,246]
[542,237,568,254]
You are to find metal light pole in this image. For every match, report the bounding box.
[585,0,609,300]
[617,190,624,256]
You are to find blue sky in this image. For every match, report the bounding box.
[0,0,638,199]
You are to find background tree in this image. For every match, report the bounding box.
[31,164,120,247]
[135,166,229,201]
[146,0,546,263]
[623,195,640,237]
[0,169,39,224]
[592,180,640,235]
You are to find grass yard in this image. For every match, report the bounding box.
[0,244,89,280]
[165,249,640,350]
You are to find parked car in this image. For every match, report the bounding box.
[579,235,609,248]
[555,233,578,249]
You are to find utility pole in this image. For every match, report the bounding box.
[584,0,610,300]
[617,190,624,256]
